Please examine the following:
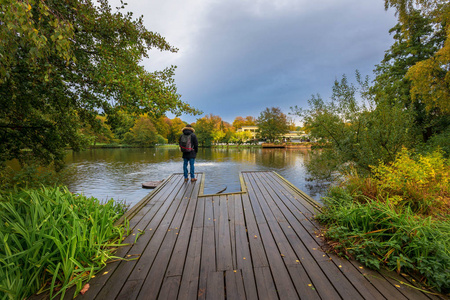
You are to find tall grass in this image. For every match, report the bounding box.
[0,187,129,300]
[317,149,450,293]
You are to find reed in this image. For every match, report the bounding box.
[0,186,129,299]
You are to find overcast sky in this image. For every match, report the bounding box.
[113,0,398,125]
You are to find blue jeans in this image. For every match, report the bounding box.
[183,158,195,179]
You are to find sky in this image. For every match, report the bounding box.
[113,0,398,125]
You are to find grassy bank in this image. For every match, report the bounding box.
[317,148,449,294]
[0,187,129,299]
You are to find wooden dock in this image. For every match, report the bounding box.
[68,171,443,299]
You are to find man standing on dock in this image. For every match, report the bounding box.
[179,125,199,182]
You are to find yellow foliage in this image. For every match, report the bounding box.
[371,148,450,215]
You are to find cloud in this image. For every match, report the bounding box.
[112,0,398,123]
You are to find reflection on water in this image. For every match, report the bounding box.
[62,147,327,206]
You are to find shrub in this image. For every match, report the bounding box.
[371,148,449,216]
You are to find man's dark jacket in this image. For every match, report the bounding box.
[179,127,198,159]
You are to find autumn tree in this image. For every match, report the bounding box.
[165,117,186,144]
[232,116,256,130]
[384,0,450,113]
[0,0,200,169]
[256,107,289,143]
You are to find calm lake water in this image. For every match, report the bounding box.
[62,147,327,207]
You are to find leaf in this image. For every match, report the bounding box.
[80,283,90,295]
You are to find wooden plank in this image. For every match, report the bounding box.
[240,188,269,268]
[206,272,225,300]
[242,173,267,225]
[227,194,237,270]
[177,227,203,300]
[159,276,181,300]
[216,195,233,271]
[225,269,246,300]
[233,194,258,300]
[198,197,216,300]
[253,266,278,300]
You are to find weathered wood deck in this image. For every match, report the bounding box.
[70,171,442,299]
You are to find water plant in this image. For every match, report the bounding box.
[0,186,129,299]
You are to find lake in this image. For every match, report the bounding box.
[62,147,327,207]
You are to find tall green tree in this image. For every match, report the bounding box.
[0,0,200,168]
[256,107,289,143]
[194,115,216,147]
[122,116,159,147]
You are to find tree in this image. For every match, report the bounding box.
[231,131,253,146]
[106,110,136,141]
[195,115,216,147]
[384,0,450,113]
[256,107,289,143]
[81,115,115,146]
[292,74,414,177]
[0,0,201,169]
[372,9,447,142]
[165,117,186,144]
[122,116,158,147]
[232,116,256,130]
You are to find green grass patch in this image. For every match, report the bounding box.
[0,187,129,299]
[317,149,450,293]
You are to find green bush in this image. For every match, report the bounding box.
[0,187,129,299]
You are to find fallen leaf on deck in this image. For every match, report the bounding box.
[80,284,90,295]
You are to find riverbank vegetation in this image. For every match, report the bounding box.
[0,186,129,299]
[292,0,450,294]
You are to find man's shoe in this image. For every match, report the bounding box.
[191,178,197,182]
[184,178,189,182]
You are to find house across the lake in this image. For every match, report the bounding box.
[236,126,307,142]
